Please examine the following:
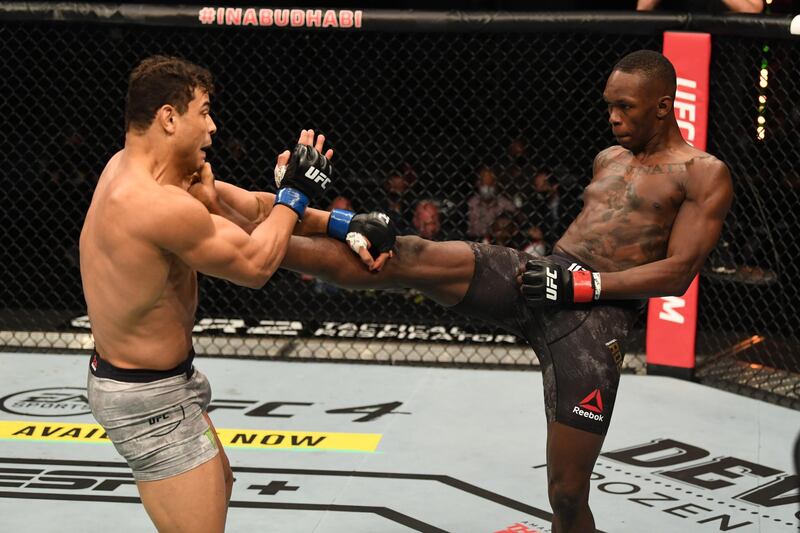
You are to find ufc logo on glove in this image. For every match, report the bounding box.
[546,267,558,301]
[304,166,330,189]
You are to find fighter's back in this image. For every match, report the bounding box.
[79,150,197,369]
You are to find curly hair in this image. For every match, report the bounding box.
[125,55,214,132]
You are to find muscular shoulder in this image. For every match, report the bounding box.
[592,146,627,173]
[684,152,731,191]
[681,152,733,214]
[128,183,213,251]
[594,146,625,165]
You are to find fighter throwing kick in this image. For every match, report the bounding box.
[198,50,733,532]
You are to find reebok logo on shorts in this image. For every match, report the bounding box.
[573,389,604,422]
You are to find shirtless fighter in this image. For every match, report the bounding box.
[80,55,389,532]
[253,50,731,532]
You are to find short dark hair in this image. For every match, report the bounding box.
[612,50,677,97]
[125,55,214,132]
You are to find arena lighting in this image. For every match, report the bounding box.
[757,47,769,140]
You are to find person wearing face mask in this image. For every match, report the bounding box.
[466,166,518,240]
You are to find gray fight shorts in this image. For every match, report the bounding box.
[87,350,218,481]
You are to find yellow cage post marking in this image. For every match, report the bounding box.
[0,420,381,452]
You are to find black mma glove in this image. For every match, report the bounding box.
[521,258,601,307]
[274,143,333,219]
[327,210,396,258]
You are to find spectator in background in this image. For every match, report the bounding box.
[637,0,763,12]
[329,195,353,212]
[522,225,548,257]
[412,200,443,240]
[381,172,414,235]
[499,136,531,185]
[467,166,518,240]
[522,167,562,245]
[399,161,418,188]
[484,214,527,250]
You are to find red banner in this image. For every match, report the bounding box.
[646,32,711,373]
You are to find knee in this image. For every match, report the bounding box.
[548,477,589,519]
[224,465,234,488]
[218,456,233,496]
[394,235,427,258]
[394,235,435,273]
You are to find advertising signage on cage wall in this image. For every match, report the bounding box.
[645,32,710,378]
[69,316,524,344]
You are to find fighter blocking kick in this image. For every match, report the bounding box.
[198,50,733,533]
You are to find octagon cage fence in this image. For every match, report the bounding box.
[1,4,798,409]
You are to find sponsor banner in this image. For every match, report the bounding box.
[0,457,553,530]
[646,277,700,370]
[598,437,800,529]
[0,421,109,443]
[0,420,381,453]
[0,387,91,417]
[646,32,711,372]
[68,316,523,345]
[217,428,381,452]
[197,7,363,29]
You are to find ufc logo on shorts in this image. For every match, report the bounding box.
[545,267,558,301]
[304,166,330,189]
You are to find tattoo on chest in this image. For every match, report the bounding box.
[581,175,673,265]
[604,175,641,213]
[578,222,671,266]
[597,153,712,177]
[573,152,711,266]
[602,159,687,176]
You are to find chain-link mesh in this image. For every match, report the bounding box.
[696,36,800,406]
[0,19,797,400]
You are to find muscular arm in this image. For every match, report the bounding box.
[150,188,299,289]
[209,180,331,236]
[599,159,733,299]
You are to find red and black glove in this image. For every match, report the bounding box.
[521,259,601,307]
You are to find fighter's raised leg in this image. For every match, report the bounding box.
[282,235,475,306]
